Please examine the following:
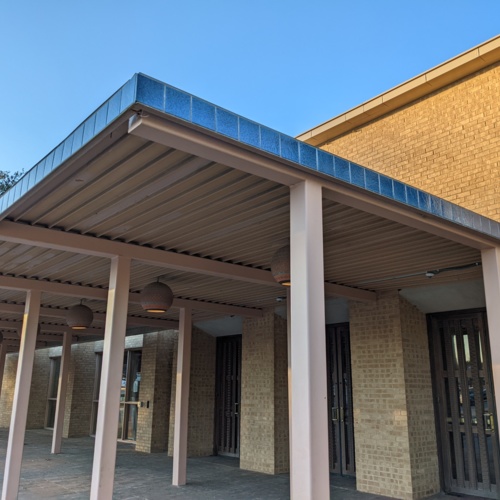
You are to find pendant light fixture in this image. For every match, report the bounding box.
[66,301,94,330]
[140,280,174,313]
[271,245,291,286]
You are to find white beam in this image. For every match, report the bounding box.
[481,247,500,431]
[90,256,131,499]
[0,221,375,302]
[51,331,71,454]
[0,341,8,402]
[289,180,330,499]
[1,290,41,500]
[172,307,192,486]
[0,274,265,317]
[0,220,276,285]
[0,302,180,329]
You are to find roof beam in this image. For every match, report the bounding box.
[0,222,376,302]
[0,320,103,336]
[0,220,277,287]
[0,302,179,329]
[0,275,265,316]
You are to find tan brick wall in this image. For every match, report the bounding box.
[0,349,51,429]
[322,63,500,221]
[349,292,439,499]
[240,310,289,474]
[168,327,216,457]
[135,331,176,453]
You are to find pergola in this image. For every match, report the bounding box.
[0,74,499,500]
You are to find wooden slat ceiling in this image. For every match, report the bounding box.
[0,133,482,344]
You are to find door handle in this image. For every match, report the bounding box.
[332,408,339,422]
[484,413,495,432]
[340,407,344,423]
[234,402,239,416]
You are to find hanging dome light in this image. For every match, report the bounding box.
[66,303,94,330]
[271,245,291,286]
[141,281,174,313]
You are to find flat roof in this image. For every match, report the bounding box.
[297,35,500,146]
[1,73,499,242]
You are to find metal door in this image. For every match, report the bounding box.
[326,323,355,476]
[430,311,500,498]
[214,335,241,457]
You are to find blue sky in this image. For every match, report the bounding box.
[1,1,499,173]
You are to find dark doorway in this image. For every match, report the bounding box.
[429,310,500,498]
[214,335,241,457]
[326,323,355,476]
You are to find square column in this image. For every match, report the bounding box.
[51,331,72,454]
[481,247,500,426]
[90,256,131,500]
[1,290,41,500]
[0,341,8,401]
[289,179,330,499]
[172,307,192,486]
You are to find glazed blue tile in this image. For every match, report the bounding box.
[406,186,419,208]
[393,180,406,202]
[442,200,453,220]
[71,124,84,154]
[61,135,74,162]
[480,217,491,234]
[35,160,46,183]
[379,175,393,198]
[107,90,122,123]
[365,169,380,193]
[120,76,136,112]
[136,74,165,111]
[26,168,36,191]
[12,179,21,202]
[418,191,430,212]
[317,150,334,175]
[260,127,280,155]
[216,108,238,139]
[192,98,215,130]
[299,143,317,168]
[430,197,443,217]
[83,114,97,144]
[280,135,299,162]
[350,162,365,188]
[165,86,191,121]
[52,143,64,170]
[94,104,108,134]
[239,118,260,147]
[334,157,350,182]
[452,205,464,225]
[5,188,13,208]
[472,213,482,231]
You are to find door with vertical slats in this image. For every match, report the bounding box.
[430,310,500,498]
[326,323,355,476]
[214,335,241,457]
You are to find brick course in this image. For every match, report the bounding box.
[322,63,500,221]
[349,292,439,499]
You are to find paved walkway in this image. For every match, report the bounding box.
[0,429,489,499]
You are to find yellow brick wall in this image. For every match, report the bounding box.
[349,292,440,499]
[322,63,500,221]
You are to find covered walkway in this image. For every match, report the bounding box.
[0,430,487,500]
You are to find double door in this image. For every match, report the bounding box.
[326,323,355,476]
[430,311,499,498]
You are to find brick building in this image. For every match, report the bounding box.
[0,36,499,500]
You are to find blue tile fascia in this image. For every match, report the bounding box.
[2,72,499,242]
[0,74,139,214]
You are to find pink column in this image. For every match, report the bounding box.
[90,256,131,499]
[1,290,42,500]
[481,247,500,427]
[289,179,330,499]
[0,341,8,401]
[51,331,72,454]
[172,307,192,486]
